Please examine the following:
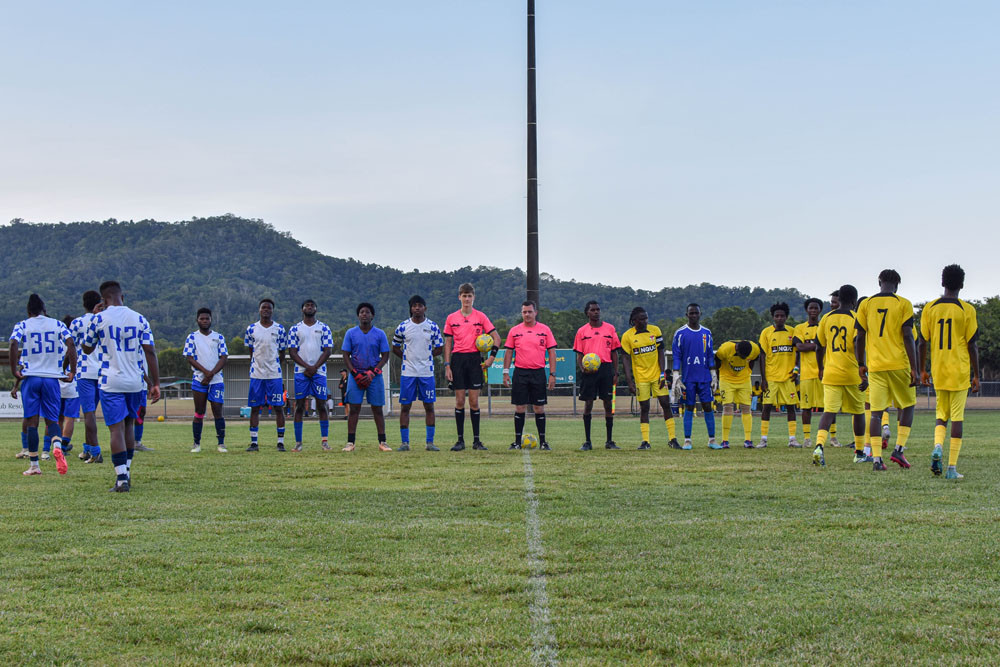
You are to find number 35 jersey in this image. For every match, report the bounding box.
[84,305,154,393]
[920,298,978,391]
[817,311,860,386]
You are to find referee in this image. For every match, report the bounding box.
[502,300,557,450]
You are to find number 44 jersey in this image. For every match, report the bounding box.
[84,305,154,393]
[817,310,860,386]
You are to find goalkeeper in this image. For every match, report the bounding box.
[670,304,720,450]
[341,302,392,452]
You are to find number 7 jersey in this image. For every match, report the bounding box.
[855,293,914,372]
[817,310,860,385]
[84,305,155,393]
[919,297,978,391]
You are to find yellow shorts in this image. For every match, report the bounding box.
[868,369,916,411]
[764,379,798,407]
[822,383,865,415]
[935,389,968,423]
[719,380,751,406]
[635,380,668,402]
[799,378,823,409]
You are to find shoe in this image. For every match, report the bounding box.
[681,441,693,451]
[110,480,130,492]
[15,450,29,459]
[812,446,825,467]
[945,466,963,480]
[191,444,201,453]
[78,451,89,460]
[605,441,620,450]
[830,437,842,447]
[246,444,259,452]
[580,441,592,451]
[134,443,153,452]
[931,444,943,476]
[85,454,103,464]
[52,446,68,475]
[890,449,911,469]
[451,441,466,451]
[217,445,228,453]
[61,443,73,454]
[743,440,754,448]
[873,459,887,471]
[40,452,50,461]
[342,443,356,452]
[881,429,890,453]
[720,441,730,449]
[22,466,42,476]
[321,441,332,451]
[788,438,802,448]
[291,443,303,452]
[539,442,551,451]
[755,439,768,449]
[668,438,682,450]
[379,442,393,452]
[509,442,521,450]
[637,441,651,450]
[276,444,287,452]
[707,441,724,450]
[803,438,812,448]
[398,443,411,451]
[472,440,487,451]
[426,443,440,451]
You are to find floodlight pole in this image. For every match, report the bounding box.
[526,0,540,308]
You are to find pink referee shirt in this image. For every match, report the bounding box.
[504,322,557,369]
[444,308,495,354]
[573,322,621,363]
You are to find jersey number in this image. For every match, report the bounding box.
[829,326,849,352]
[29,331,57,354]
[877,308,889,336]
[109,326,139,352]
[937,318,953,350]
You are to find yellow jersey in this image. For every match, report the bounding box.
[620,325,665,384]
[919,298,978,391]
[759,325,796,382]
[817,310,860,385]
[716,340,761,384]
[792,321,821,380]
[856,292,914,372]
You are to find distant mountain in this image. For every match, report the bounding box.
[2,215,811,344]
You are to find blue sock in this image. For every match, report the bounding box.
[426,425,435,444]
[62,438,71,452]
[276,427,285,443]
[250,427,259,444]
[112,450,128,481]
[215,418,225,444]
[21,432,27,450]
[83,442,92,455]
[43,433,52,452]
[683,409,694,438]
[134,422,144,442]
[91,444,101,457]
[319,420,329,439]
[400,427,410,444]
[192,420,203,445]
[705,410,716,438]
[27,427,39,453]
[294,421,303,443]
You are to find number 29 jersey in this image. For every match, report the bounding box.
[817,311,859,385]
[84,305,154,393]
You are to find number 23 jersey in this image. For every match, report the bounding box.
[817,311,859,385]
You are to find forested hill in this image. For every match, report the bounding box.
[3,215,810,345]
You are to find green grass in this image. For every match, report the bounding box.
[2,411,999,665]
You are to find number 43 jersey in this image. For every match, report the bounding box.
[84,305,154,393]
[817,310,860,385]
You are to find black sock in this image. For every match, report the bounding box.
[126,447,134,464]
[470,409,481,439]
[583,414,592,441]
[348,432,356,444]
[192,420,203,445]
[215,418,226,444]
[535,413,546,442]
[514,413,525,443]
[606,416,614,442]
[454,409,466,441]
[378,433,386,443]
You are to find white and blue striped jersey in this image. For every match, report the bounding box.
[183,330,229,385]
[287,320,334,376]
[10,316,73,379]
[69,313,100,380]
[393,318,444,378]
[244,321,286,380]
[84,305,155,393]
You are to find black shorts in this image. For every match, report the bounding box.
[451,352,484,391]
[579,361,615,401]
[511,368,547,406]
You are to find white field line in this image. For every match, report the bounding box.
[522,449,558,666]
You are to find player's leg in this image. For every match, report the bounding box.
[638,392,652,448]
[532,404,548,450]
[208,392,226,452]
[581,398,595,450]
[399,402,413,450]
[887,370,916,469]
[134,400,150,451]
[510,370,528,449]
[601,395,617,449]
[422,398,438,451]
[368,374,390,451]
[293,396,307,451]
[271,381,286,450]
[758,394,772,448]
[512,404,527,449]
[656,394,679,448]
[345,402,361,451]
[801,401,812,446]
[315,385,330,451]
[786,402,798,447]
[946,390,966,479]
[191,389,208,452]
[453,388,467,448]
[467,388,483,447]
[23,413,41,474]
[18,417,29,459]
[248,379,263,451]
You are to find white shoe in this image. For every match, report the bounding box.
[830,437,841,447]
[882,424,891,439]
[15,449,28,459]
[190,444,201,453]
[788,437,801,448]
[40,452,50,460]
[803,438,812,448]
[217,445,228,453]
[755,438,768,449]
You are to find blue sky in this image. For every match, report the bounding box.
[3,1,998,302]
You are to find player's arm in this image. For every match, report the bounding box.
[547,346,557,391]
[63,337,77,381]
[443,334,454,382]
[815,340,825,381]
[901,319,918,385]
[142,344,161,403]
[8,340,21,379]
[314,346,332,375]
[206,354,227,384]
[375,350,390,372]
[657,340,667,389]
[917,336,930,386]
[288,346,307,371]
[610,348,619,385]
[969,337,981,392]
[482,327,501,369]
[621,349,635,393]
[501,337,514,388]
[854,321,868,385]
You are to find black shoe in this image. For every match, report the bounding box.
[638,441,651,450]
[397,443,411,451]
[451,441,465,451]
[276,444,286,452]
[873,459,887,471]
[110,480,130,493]
[78,451,89,460]
[426,443,440,451]
[62,443,73,454]
[472,441,487,451]
[668,438,682,450]
[605,441,620,450]
[246,444,259,452]
[580,441,592,451]
[539,442,551,451]
[509,442,521,450]
[85,454,103,464]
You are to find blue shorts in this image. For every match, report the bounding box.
[399,376,436,405]
[294,373,328,400]
[248,378,285,407]
[684,380,714,406]
[346,373,385,407]
[60,396,81,419]
[21,376,61,421]
[78,378,99,413]
[100,390,144,426]
[192,379,225,404]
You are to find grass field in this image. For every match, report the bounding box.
[2,411,999,665]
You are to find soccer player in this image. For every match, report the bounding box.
[812,284,867,467]
[793,298,823,447]
[58,315,81,458]
[855,269,919,471]
[442,283,501,451]
[184,308,229,453]
[503,300,557,450]
[758,303,799,448]
[9,294,76,476]
[621,307,678,449]
[392,295,444,451]
[574,301,621,450]
[823,290,841,447]
[70,291,103,463]
[671,304,719,450]
[287,299,334,451]
[918,264,979,480]
[82,281,160,491]
[342,302,392,452]
[244,298,287,452]
[715,339,760,448]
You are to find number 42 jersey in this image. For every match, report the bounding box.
[817,310,859,385]
[84,305,154,393]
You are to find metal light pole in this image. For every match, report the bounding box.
[526,0,540,308]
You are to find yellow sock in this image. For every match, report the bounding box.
[816,429,828,446]
[722,414,733,442]
[640,422,650,443]
[761,420,770,438]
[803,423,812,440]
[665,418,676,440]
[854,434,865,452]
[830,422,837,436]
[896,425,910,449]
[788,421,797,438]
[882,411,890,429]
[742,412,753,441]
[872,429,882,458]
[934,424,946,445]
[864,408,871,445]
[948,437,962,466]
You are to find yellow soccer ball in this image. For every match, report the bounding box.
[582,352,601,373]
[157,415,165,422]
[521,433,539,449]
[475,333,494,354]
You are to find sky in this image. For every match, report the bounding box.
[3,1,998,302]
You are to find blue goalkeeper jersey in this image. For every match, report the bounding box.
[672,325,714,383]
